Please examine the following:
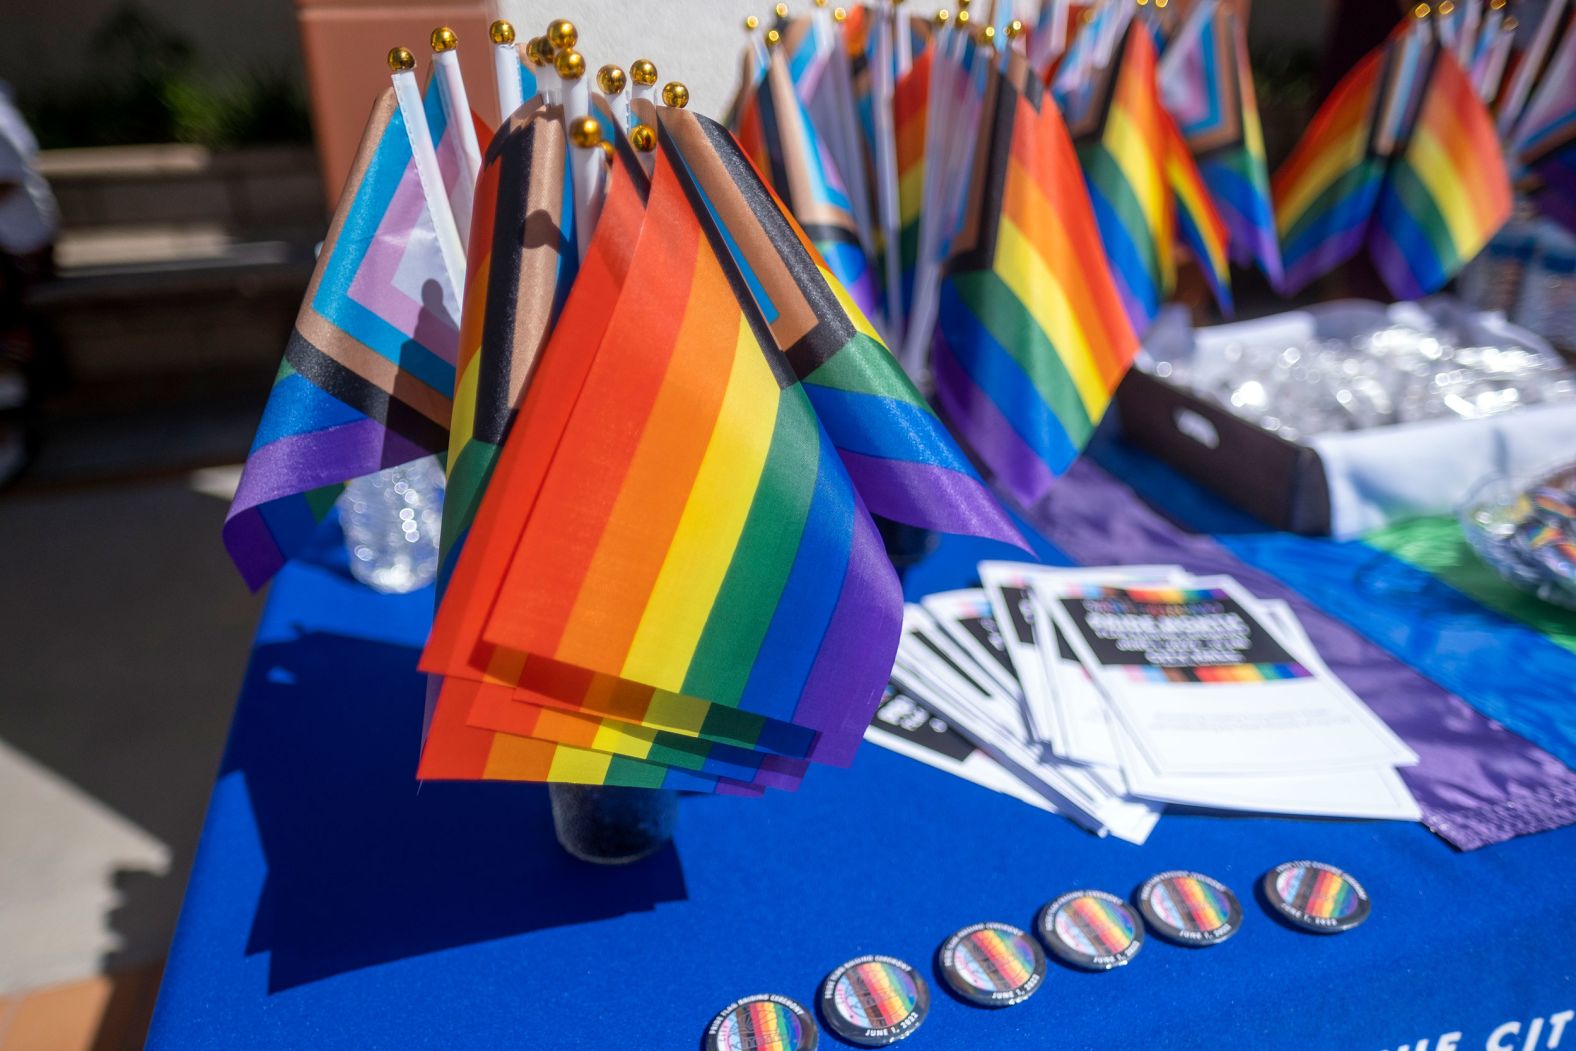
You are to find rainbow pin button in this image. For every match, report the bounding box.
[936,922,1046,1007]
[818,955,929,1046]
[1136,870,1244,946]
[1262,860,1371,934]
[1037,890,1146,970]
[705,993,819,1051]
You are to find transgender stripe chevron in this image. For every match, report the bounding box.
[224,85,461,590]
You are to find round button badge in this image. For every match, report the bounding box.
[1262,861,1372,934]
[704,994,819,1051]
[936,922,1046,1007]
[818,955,930,1046]
[1037,890,1145,970]
[1136,870,1244,946]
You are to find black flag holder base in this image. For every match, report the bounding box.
[549,783,679,864]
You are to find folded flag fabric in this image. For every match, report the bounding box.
[1368,42,1512,299]
[1159,0,1282,289]
[934,48,1139,508]
[425,54,486,250]
[439,100,577,587]
[1272,42,1391,294]
[733,47,880,322]
[1162,109,1234,315]
[1276,14,1512,296]
[427,103,903,776]
[223,87,461,590]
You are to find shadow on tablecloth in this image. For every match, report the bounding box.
[224,631,689,992]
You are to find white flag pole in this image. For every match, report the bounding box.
[490,20,526,119]
[388,47,466,298]
[429,27,482,248]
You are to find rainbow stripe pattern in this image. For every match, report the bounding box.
[1273,46,1392,294]
[934,50,1140,507]
[1276,867,1360,920]
[1160,0,1282,289]
[1277,17,1512,296]
[417,107,1017,788]
[893,46,932,327]
[1119,661,1313,683]
[1057,895,1138,955]
[834,961,918,1029]
[1369,44,1512,299]
[224,88,460,590]
[1150,874,1232,932]
[1162,110,1234,314]
[717,1000,804,1051]
[953,928,1037,992]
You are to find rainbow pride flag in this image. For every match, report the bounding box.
[934,50,1139,507]
[223,87,461,590]
[1368,44,1512,299]
[423,108,902,778]
[1159,0,1282,289]
[419,107,1018,785]
[1162,111,1234,314]
[733,49,880,322]
[1071,25,1176,334]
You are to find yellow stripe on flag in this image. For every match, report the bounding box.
[994,215,1111,421]
[1276,124,1367,235]
[623,314,781,690]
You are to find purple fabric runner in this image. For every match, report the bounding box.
[1023,460,1576,850]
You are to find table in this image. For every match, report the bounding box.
[148,440,1576,1050]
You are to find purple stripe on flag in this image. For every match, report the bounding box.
[1023,459,1576,851]
[933,339,1061,507]
[839,450,1024,548]
[1282,219,1372,295]
[1366,225,1430,301]
[222,505,288,591]
[228,417,429,520]
[754,754,810,791]
[792,493,903,767]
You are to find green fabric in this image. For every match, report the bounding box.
[1365,515,1576,656]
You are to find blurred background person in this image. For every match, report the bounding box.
[0,77,60,489]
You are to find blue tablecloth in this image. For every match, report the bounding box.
[149,449,1576,1051]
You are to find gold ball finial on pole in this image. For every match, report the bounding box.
[630,58,659,86]
[387,46,416,72]
[630,124,657,152]
[775,2,790,17]
[744,14,760,30]
[1412,2,1431,17]
[977,23,995,45]
[833,6,849,21]
[1437,0,1455,14]
[555,49,586,79]
[546,19,578,50]
[526,36,554,66]
[1006,17,1025,38]
[568,116,602,149]
[430,26,459,52]
[597,64,627,94]
[661,81,690,108]
[934,10,950,26]
[765,27,783,47]
[489,20,515,45]
[956,8,971,25]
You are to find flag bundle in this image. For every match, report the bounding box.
[728,2,1159,509]
[225,20,1021,793]
[1274,5,1513,297]
[1499,1,1576,233]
